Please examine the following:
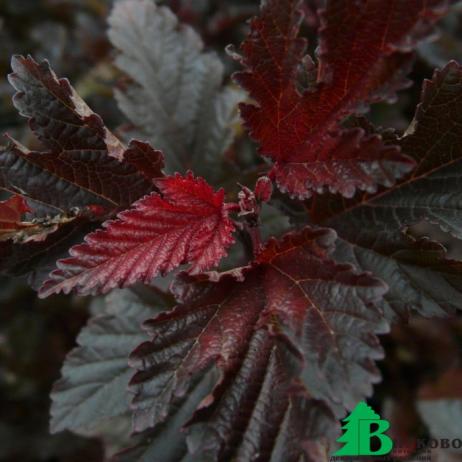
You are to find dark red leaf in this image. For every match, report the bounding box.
[0,139,155,216]
[9,55,124,159]
[128,227,387,459]
[186,331,337,462]
[39,173,236,297]
[2,56,157,215]
[309,61,462,320]
[233,0,449,198]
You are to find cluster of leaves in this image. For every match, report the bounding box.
[1,0,462,461]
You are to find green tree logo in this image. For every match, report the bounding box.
[334,402,393,456]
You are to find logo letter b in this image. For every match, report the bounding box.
[359,420,394,456]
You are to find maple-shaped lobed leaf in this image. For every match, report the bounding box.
[232,0,451,198]
[309,61,462,321]
[128,227,388,461]
[108,0,243,183]
[39,173,236,297]
[2,56,158,216]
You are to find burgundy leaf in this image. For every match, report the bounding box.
[186,331,337,462]
[233,0,449,198]
[128,227,387,460]
[0,139,155,216]
[2,56,157,215]
[39,173,236,297]
[309,61,462,320]
[9,55,124,159]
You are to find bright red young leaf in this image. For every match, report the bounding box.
[128,227,387,459]
[233,0,449,198]
[39,173,235,297]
